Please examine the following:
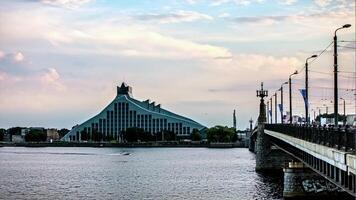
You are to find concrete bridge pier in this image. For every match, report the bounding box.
[283,161,339,198]
[255,124,292,172]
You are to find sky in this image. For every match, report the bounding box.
[0,0,355,129]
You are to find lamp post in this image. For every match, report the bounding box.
[323,104,328,115]
[334,24,351,126]
[249,118,253,131]
[305,55,318,125]
[312,109,316,123]
[279,81,288,124]
[340,97,346,125]
[267,101,269,124]
[289,70,298,124]
[316,106,321,120]
[270,97,273,123]
[256,82,268,123]
[274,93,277,124]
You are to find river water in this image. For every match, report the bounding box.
[0,147,294,200]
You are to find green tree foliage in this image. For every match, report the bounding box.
[58,128,70,138]
[0,128,5,141]
[162,130,176,141]
[154,131,175,141]
[80,130,89,141]
[123,127,154,142]
[25,129,47,142]
[315,113,346,123]
[91,129,103,142]
[206,126,237,143]
[191,128,201,141]
[8,127,23,135]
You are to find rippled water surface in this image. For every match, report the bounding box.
[0,147,284,200]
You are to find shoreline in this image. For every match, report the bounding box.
[0,142,247,148]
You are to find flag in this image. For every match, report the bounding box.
[299,89,308,109]
[278,103,283,114]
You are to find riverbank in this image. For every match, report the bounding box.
[0,141,247,148]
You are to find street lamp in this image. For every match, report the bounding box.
[270,97,273,123]
[289,70,298,124]
[334,24,351,126]
[323,104,328,115]
[340,97,346,125]
[267,100,269,124]
[274,93,277,124]
[305,54,317,125]
[279,81,288,124]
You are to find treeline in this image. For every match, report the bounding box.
[78,127,202,142]
[0,127,70,142]
[206,126,238,143]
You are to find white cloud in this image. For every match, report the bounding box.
[0,50,4,59]
[135,10,213,24]
[185,0,198,4]
[13,52,24,62]
[218,13,231,18]
[278,0,298,5]
[210,0,263,6]
[40,68,66,91]
[314,0,332,7]
[41,0,91,9]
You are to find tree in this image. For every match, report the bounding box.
[0,128,5,141]
[25,129,47,142]
[80,130,89,141]
[315,113,346,123]
[191,129,201,141]
[162,130,176,141]
[58,128,70,138]
[92,129,103,142]
[206,126,236,143]
[8,127,23,135]
[123,127,153,142]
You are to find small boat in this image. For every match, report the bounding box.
[121,152,130,156]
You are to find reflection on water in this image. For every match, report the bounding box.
[0,147,350,200]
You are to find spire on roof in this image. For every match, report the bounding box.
[117,82,133,97]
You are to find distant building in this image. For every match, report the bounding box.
[62,82,206,142]
[21,128,30,136]
[11,135,25,143]
[346,114,356,126]
[47,129,59,141]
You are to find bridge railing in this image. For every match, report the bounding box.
[265,124,355,152]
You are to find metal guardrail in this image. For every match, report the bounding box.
[265,124,356,152]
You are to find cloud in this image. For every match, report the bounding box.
[13,52,24,62]
[218,13,231,18]
[0,50,4,59]
[0,9,227,60]
[39,68,66,91]
[135,10,213,24]
[210,0,264,6]
[314,0,332,7]
[41,68,59,83]
[278,0,297,5]
[40,0,91,9]
[185,0,198,4]
[229,7,354,28]
[232,15,287,25]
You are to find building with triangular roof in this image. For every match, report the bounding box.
[61,82,206,142]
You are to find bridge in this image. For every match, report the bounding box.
[250,83,356,198]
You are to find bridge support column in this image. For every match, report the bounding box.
[283,161,339,198]
[255,124,291,172]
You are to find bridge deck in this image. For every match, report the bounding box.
[264,125,356,196]
[265,129,355,175]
